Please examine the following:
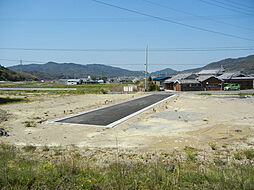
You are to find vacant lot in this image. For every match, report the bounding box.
[0,92,253,152]
[1,91,254,189]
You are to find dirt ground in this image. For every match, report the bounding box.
[1,92,254,151]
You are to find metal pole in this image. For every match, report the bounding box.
[145,45,148,91]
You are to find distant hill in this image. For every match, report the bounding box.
[23,70,64,80]
[0,66,38,81]
[8,62,144,79]
[183,54,254,74]
[151,68,178,76]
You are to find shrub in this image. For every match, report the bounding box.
[208,142,217,150]
[23,121,36,128]
[22,145,36,152]
[100,89,108,94]
[234,152,244,160]
[243,150,254,160]
[184,146,198,162]
[42,146,50,152]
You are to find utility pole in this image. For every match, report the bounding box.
[144,45,148,91]
[19,59,23,72]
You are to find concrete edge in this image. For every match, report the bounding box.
[105,94,176,128]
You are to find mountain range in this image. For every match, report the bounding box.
[0,66,37,81]
[182,54,254,74]
[5,54,254,81]
[9,62,146,79]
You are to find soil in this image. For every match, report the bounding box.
[0,92,254,152]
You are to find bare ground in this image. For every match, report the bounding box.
[0,92,254,152]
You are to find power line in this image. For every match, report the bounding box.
[0,17,156,23]
[225,0,254,10]
[211,0,254,13]
[0,15,251,22]
[142,0,253,32]
[90,0,254,42]
[0,58,206,66]
[0,47,254,52]
[0,58,44,63]
[198,0,254,16]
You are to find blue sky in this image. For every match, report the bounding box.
[0,0,254,72]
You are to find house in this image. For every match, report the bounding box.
[197,75,222,91]
[67,79,82,85]
[163,67,254,91]
[218,72,254,89]
[164,73,197,90]
[152,76,172,86]
[174,79,201,91]
[197,67,225,76]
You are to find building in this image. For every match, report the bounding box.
[164,73,198,90]
[198,75,222,91]
[197,67,225,76]
[67,79,82,85]
[163,68,254,91]
[218,72,254,90]
[174,79,201,91]
[152,76,172,86]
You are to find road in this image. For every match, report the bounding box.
[56,94,172,127]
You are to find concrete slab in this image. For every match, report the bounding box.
[54,94,173,127]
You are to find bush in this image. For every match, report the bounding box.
[234,151,244,160]
[23,121,36,128]
[208,142,217,150]
[184,146,198,162]
[243,150,254,160]
[100,89,108,94]
[22,145,36,152]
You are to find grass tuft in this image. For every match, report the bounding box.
[22,145,36,152]
[208,142,217,150]
[23,121,36,128]
[243,150,254,160]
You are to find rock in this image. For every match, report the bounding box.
[214,160,227,166]
[0,128,9,137]
[166,164,175,172]
[235,129,242,133]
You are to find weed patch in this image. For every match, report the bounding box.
[184,146,198,162]
[1,144,254,189]
[243,150,254,160]
[22,145,36,152]
[23,121,36,128]
[0,97,27,104]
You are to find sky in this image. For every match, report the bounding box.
[0,0,254,72]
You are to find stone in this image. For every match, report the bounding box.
[166,164,175,172]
